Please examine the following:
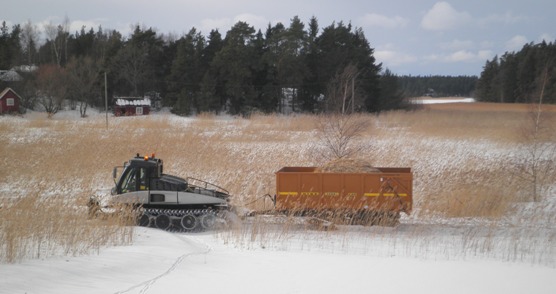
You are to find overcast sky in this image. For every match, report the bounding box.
[2,0,555,76]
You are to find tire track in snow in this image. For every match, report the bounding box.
[114,232,212,294]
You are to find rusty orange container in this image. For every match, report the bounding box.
[275,167,412,214]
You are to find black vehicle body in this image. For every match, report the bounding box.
[103,154,231,230]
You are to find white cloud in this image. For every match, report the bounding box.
[200,18,232,32]
[481,12,525,25]
[359,13,409,29]
[505,35,528,51]
[421,2,472,31]
[446,50,476,62]
[30,16,114,41]
[233,13,268,30]
[375,49,417,66]
[538,33,554,43]
[200,14,268,33]
[449,50,492,63]
[479,41,495,49]
[477,50,494,60]
[425,50,493,63]
[69,19,106,33]
[440,39,475,51]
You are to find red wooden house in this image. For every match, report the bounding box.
[113,97,151,116]
[0,87,21,114]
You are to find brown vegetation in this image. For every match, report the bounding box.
[0,192,135,263]
[1,101,554,262]
[315,158,380,173]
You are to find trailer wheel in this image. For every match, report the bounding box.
[180,214,198,231]
[155,214,171,230]
[200,213,217,230]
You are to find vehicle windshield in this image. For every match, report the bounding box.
[118,166,148,193]
[119,167,136,193]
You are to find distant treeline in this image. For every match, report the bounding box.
[476,41,556,104]
[397,75,478,97]
[2,18,554,118]
[0,17,410,116]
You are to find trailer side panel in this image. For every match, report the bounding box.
[275,167,412,214]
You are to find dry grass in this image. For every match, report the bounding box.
[420,181,516,219]
[1,101,555,263]
[375,109,531,142]
[0,191,134,263]
[315,158,380,173]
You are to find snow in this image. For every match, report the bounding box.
[1,227,554,294]
[411,97,476,104]
[0,70,23,82]
[1,109,555,293]
[115,98,152,106]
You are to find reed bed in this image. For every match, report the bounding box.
[0,103,554,264]
[0,191,135,263]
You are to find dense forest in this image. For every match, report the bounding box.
[397,75,478,97]
[475,41,556,104]
[0,17,411,116]
[2,17,555,117]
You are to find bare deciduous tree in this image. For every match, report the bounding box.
[35,65,67,118]
[43,22,57,63]
[20,20,39,64]
[315,113,370,161]
[43,16,70,66]
[113,45,149,96]
[66,57,101,117]
[515,65,556,202]
[325,63,362,114]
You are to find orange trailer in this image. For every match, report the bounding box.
[275,167,413,217]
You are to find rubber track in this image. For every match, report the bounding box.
[139,208,222,232]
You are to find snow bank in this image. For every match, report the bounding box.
[1,228,554,294]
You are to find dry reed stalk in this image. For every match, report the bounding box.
[1,107,554,264]
[376,109,533,142]
[315,158,380,173]
[420,183,515,219]
[0,191,133,263]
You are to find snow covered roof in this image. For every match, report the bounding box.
[0,70,22,82]
[115,97,151,106]
[0,87,22,100]
[11,65,38,72]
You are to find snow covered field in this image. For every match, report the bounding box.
[410,97,476,104]
[1,107,555,293]
[2,226,555,294]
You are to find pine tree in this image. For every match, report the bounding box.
[476,57,500,102]
[210,21,257,115]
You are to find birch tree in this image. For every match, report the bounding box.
[20,20,39,64]
[43,16,70,66]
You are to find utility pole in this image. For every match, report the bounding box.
[105,72,108,129]
[352,71,360,113]
[351,77,355,113]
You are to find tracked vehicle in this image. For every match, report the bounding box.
[91,154,231,231]
[92,155,412,231]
